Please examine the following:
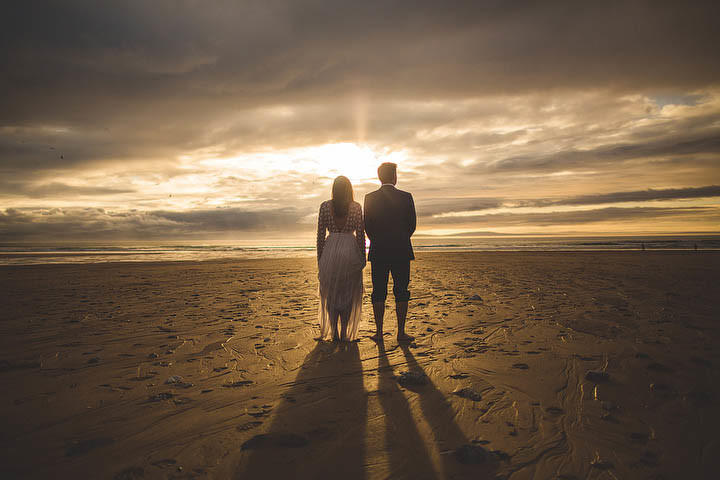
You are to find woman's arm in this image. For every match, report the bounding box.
[316,202,327,262]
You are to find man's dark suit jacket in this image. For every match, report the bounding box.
[364,184,416,262]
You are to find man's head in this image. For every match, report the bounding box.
[377,162,397,185]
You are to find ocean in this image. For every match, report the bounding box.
[0,235,718,265]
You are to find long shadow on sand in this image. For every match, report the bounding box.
[375,340,437,478]
[379,342,498,479]
[235,341,367,479]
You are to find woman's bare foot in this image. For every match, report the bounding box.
[397,333,415,343]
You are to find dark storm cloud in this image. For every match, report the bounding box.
[3,1,720,125]
[537,185,720,207]
[424,206,717,227]
[0,180,134,198]
[152,208,306,232]
[483,132,720,174]
[0,206,310,241]
[410,186,720,218]
[1,204,711,241]
[415,198,503,217]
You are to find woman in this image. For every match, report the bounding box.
[316,176,366,341]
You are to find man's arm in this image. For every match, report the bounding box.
[408,193,416,236]
[364,194,376,241]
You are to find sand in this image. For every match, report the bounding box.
[0,251,718,479]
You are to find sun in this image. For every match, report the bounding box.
[306,143,379,185]
[195,142,382,186]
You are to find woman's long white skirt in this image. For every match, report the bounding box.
[318,233,365,341]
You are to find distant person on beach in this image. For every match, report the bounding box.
[316,176,366,341]
[364,162,417,343]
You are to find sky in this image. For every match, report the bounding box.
[1,1,719,243]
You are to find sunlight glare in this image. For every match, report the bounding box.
[197,142,385,186]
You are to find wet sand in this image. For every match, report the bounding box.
[1,252,718,479]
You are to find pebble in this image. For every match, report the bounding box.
[225,380,253,388]
[649,383,674,396]
[467,294,483,301]
[148,392,175,402]
[512,363,529,370]
[236,421,263,431]
[396,371,428,388]
[148,353,159,359]
[453,387,483,401]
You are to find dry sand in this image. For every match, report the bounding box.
[1,252,718,479]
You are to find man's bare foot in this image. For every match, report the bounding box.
[397,333,415,343]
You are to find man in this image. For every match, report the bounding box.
[364,162,416,343]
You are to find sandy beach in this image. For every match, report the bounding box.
[1,251,718,479]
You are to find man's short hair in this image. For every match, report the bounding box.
[378,162,397,184]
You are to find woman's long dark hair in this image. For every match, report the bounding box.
[331,175,353,217]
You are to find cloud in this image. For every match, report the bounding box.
[0,207,310,241]
[415,197,503,217]
[1,2,720,238]
[481,131,720,174]
[540,185,720,207]
[423,206,718,227]
[0,181,134,198]
[408,185,720,216]
[3,1,720,129]
[3,199,717,242]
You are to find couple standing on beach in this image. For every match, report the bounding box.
[316,162,416,343]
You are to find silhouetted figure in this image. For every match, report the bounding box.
[316,176,366,341]
[364,162,416,343]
